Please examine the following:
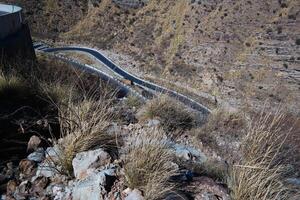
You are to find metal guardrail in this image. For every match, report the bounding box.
[34,44,147,102]
[112,0,148,8]
[0,3,23,39]
[34,43,211,115]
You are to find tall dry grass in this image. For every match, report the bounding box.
[54,89,118,176]
[123,128,177,200]
[228,109,300,200]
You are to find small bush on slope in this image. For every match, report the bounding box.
[139,95,195,133]
[228,109,300,200]
[124,128,176,200]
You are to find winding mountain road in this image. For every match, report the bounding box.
[34,44,211,115]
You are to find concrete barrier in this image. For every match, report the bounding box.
[0,4,23,39]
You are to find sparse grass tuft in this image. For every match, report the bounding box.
[227,109,300,200]
[124,128,176,200]
[125,94,143,109]
[190,108,247,159]
[200,108,247,137]
[140,96,195,132]
[55,92,118,176]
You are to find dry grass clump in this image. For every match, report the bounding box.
[228,109,300,200]
[55,92,118,176]
[125,94,143,109]
[0,74,25,95]
[140,96,195,132]
[190,108,248,159]
[183,159,229,183]
[123,128,176,200]
[199,108,248,137]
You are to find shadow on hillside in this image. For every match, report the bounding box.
[0,83,59,165]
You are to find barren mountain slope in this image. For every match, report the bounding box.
[6,0,300,112]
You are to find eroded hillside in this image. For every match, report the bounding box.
[6,0,300,112]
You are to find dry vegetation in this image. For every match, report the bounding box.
[139,95,196,133]
[54,93,118,176]
[123,128,176,200]
[189,108,247,159]
[227,110,300,200]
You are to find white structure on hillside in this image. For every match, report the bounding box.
[0,3,23,39]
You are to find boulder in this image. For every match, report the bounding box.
[125,189,144,200]
[30,176,50,195]
[6,180,18,196]
[45,146,61,162]
[14,180,31,200]
[19,159,36,179]
[36,161,59,178]
[173,144,207,163]
[72,168,116,200]
[27,135,42,152]
[72,149,111,180]
[27,148,45,162]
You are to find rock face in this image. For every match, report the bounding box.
[72,149,111,180]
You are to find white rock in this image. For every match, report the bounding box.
[53,184,72,200]
[72,149,111,180]
[27,148,44,162]
[72,169,114,200]
[147,119,160,127]
[125,189,144,200]
[45,145,61,162]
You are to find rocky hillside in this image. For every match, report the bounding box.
[5,0,300,112]
[1,54,300,200]
[0,1,300,199]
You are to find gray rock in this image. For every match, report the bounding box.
[125,189,144,200]
[147,119,160,127]
[45,146,60,161]
[286,178,300,186]
[72,149,111,180]
[27,148,45,162]
[173,144,207,163]
[36,161,59,178]
[72,169,116,200]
